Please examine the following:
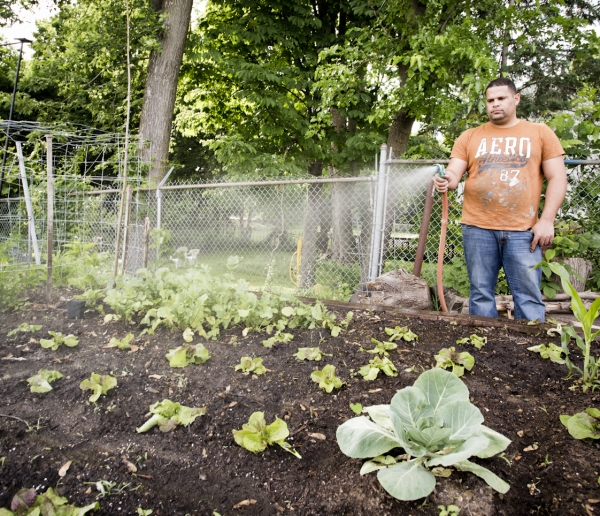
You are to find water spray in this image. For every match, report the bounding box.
[435,164,449,313]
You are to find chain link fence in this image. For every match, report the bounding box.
[1,126,599,304]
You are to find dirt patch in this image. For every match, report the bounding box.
[1,288,599,515]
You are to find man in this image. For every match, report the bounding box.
[433,77,567,321]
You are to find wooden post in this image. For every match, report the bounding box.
[46,135,53,303]
[119,184,134,274]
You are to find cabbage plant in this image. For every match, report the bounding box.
[336,368,511,501]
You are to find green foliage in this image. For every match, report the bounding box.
[107,333,137,351]
[310,364,344,393]
[104,266,349,341]
[232,411,301,458]
[165,344,211,368]
[537,258,600,391]
[456,334,487,350]
[560,408,600,441]
[527,343,568,365]
[39,331,79,350]
[293,347,331,361]
[0,266,44,312]
[434,347,474,378]
[136,399,206,433]
[235,357,267,375]
[443,256,470,298]
[551,222,600,259]
[79,373,117,403]
[262,331,294,348]
[336,368,511,501]
[358,356,398,381]
[361,338,397,356]
[7,323,42,337]
[350,403,363,415]
[0,487,99,516]
[27,370,64,393]
[438,505,461,516]
[384,326,418,343]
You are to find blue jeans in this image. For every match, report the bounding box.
[462,225,545,321]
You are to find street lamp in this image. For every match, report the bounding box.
[0,37,33,196]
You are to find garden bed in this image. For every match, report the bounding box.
[1,288,599,515]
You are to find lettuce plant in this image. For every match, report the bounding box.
[27,370,63,393]
[137,399,206,433]
[39,331,79,350]
[293,347,331,361]
[107,333,137,351]
[262,331,293,348]
[80,373,118,402]
[7,323,42,337]
[361,338,397,356]
[235,357,267,375]
[435,347,474,377]
[0,487,98,516]
[527,343,567,364]
[385,326,418,342]
[165,343,210,368]
[359,356,398,381]
[336,368,511,501]
[456,334,487,350]
[560,408,600,440]
[232,411,301,458]
[311,364,344,392]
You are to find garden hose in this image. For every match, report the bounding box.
[435,164,449,313]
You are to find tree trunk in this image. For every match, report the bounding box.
[138,0,193,185]
[387,109,414,159]
[299,162,324,290]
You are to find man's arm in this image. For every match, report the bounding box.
[433,158,468,192]
[530,156,568,251]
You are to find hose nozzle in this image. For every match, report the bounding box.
[434,164,446,178]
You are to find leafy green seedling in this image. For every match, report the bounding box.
[235,357,267,375]
[560,408,600,440]
[350,403,363,414]
[232,411,301,458]
[263,331,294,348]
[7,323,42,337]
[137,399,206,433]
[27,370,64,393]
[137,509,153,516]
[39,331,79,350]
[359,356,398,381]
[385,326,418,342]
[337,368,511,501]
[182,328,194,342]
[293,347,331,361]
[311,364,344,393]
[435,347,474,377]
[527,343,567,364]
[1,487,98,515]
[106,333,138,351]
[438,505,461,516]
[80,373,117,402]
[456,334,487,349]
[165,343,210,368]
[361,338,397,356]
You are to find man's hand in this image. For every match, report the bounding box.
[433,172,451,193]
[530,219,555,252]
[433,158,467,192]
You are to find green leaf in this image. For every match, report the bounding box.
[350,403,363,414]
[377,460,437,501]
[311,364,344,392]
[79,373,117,402]
[336,416,401,458]
[7,323,42,337]
[455,460,510,493]
[27,370,64,393]
[137,399,205,433]
[561,411,600,440]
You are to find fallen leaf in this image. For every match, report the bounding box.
[148,374,163,380]
[368,388,382,393]
[517,430,524,437]
[308,433,326,440]
[233,499,257,509]
[58,460,72,477]
[523,444,539,452]
[514,455,522,461]
[85,487,92,495]
[273,502,285,513]
[146,387,159,394]
[242,328,249,337]
[588,499,600,504]
[1,355,26,361]
[299,404,306,411]
[122,456,137,473]
[227,402,237,408]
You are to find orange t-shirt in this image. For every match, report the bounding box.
[451,120,564,231]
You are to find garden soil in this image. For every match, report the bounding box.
[1,288,599,516]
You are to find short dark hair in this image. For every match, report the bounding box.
[485,78,517,94]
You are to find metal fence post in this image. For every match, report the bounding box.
[369,144,388,281]
[46,134,53,301]
[16,141,41,265]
